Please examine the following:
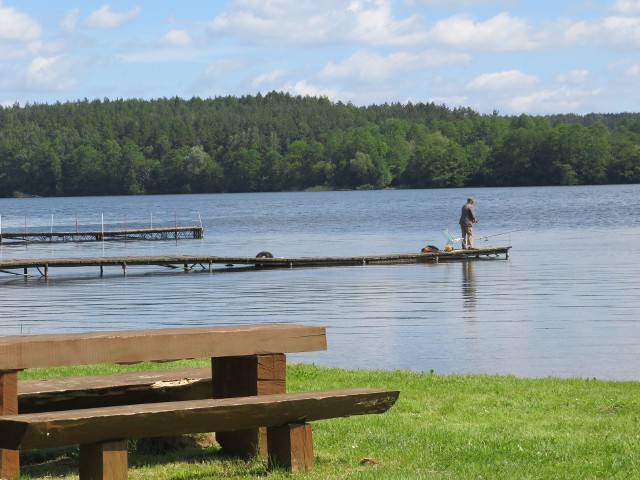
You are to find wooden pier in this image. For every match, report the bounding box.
[0,246,510,279]
[0,226,204,243]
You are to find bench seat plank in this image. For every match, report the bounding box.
[0,324,326,370]
[0,388,400,450]
[19,368,212,413]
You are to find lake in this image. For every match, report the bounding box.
[1,185,639,380]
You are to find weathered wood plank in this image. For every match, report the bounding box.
[0,388,400,450]
[19,367,212,413]
[0,324,327,370]
[0,255,217,268]
[0,246,511,275]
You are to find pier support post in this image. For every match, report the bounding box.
[122,262,127,276]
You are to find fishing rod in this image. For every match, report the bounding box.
[478,228,529,241]
[440,227,528,247]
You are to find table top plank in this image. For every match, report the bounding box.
[0,324,327,370]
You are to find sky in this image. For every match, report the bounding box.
[1,0,640,115]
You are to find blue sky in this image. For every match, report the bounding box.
[1,0,639,115]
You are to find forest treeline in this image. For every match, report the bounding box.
[1,91,639,197]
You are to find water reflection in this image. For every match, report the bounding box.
[461,260,476,316]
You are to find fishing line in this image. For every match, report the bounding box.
[477,228,530,242]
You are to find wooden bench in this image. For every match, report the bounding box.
[0,324,399,479]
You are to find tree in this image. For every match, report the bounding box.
[224,147,262,192]
[547,123,610,185]
[380,119,412,181]
[404,129,469,188]
[119,140,145,194]
[490,128,549,186]
[0,94,638,197]
[610,124,640,183]
[184,146,223,192]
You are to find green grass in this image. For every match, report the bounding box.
[16,361,640,479]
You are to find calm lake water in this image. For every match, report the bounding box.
[1,185,639,380]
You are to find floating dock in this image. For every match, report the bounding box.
[0,246,510,279]
[0,226,204,243]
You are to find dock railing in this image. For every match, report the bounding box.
[0,210,204,243]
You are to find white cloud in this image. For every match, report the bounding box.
[160,29,193,47]
[206,1,640,53]
[202,59,245,80]
[508,86,603,114]
[208,1,324,44]
[612,0,640,15]
[252,70,287,88]
[467,70,539,91]
[84,5,142,29]
[422,10,640,53]
[428,95,468,107]
[208,0,424,46]
[624,64,640,76]
[427,13,537,51]
[280,78,402,105]
[558,14,640,49]
[319,49,470,82]
[0,42,35,60]
[286,79,343,99]
[406,0,511,6]
[346,0,424,45]
[0,3,41,41]
[24,56,82,91]
[596,15,640,48]
[560,18,592,45]
[556,69,590,84]
[117,48,205,63]
[60,8,80,31]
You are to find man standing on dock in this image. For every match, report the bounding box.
[459,198,478,249]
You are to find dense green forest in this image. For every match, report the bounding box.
[1,92,639,197]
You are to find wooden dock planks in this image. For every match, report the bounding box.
[0,246,511,278]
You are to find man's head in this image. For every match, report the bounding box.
[467,197,474,204]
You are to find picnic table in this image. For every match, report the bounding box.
[0,324,399,479]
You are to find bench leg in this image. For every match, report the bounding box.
[79,441,127,480]
[267,423,314,472]
[212,354,286,459]
[0,449,19,480]
[0,371,19,480]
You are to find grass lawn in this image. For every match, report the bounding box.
[16,360,640,479]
